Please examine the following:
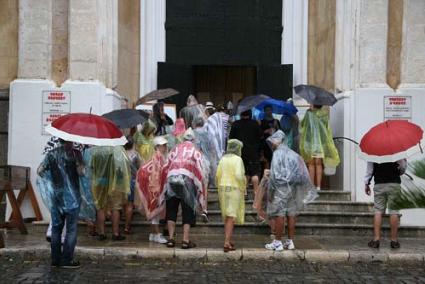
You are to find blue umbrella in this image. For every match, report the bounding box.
[255,98,298,115]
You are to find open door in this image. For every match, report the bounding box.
[257,65,293,100]
[157,62,193,112]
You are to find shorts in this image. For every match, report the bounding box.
[243,159,261,177]
[373,183,400,215]
[166,196,196,226]
[267,193,297,217]
[151,215,160,225]
[106,190,127,211]
[127,178,135,203]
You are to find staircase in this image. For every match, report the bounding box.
[127,187,425,238]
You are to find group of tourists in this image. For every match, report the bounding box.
[37,95,344,268]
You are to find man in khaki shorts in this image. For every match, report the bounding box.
[364,159,406,249]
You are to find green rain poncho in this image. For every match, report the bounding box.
[300,108,340,168]
[90,146,131,210]
[133,120,156,162]
[216,139,246,224]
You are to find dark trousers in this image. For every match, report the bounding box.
[51,206,80,265]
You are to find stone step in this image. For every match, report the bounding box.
[131,210,391,225]
[205,199,370,213]
[31,221,425,238]
[207,189,351,202]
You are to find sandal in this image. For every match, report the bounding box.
[223,244,236,253]
[181,240,196,249]
[124,227,131,235]
[166,239,175,248]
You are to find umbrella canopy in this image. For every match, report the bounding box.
[294,85,337,106]
[102,109,149,129]
[359,120,423,163]
[45,113,127,146]
[136,88,179,105]
[236,94,270,114]
[254,98,298,116]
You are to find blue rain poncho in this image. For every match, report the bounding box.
[78,147,97,223]
[194,126,218,188]
[37,146,92,225]
[300,108,340,168]
[267,131,319,217]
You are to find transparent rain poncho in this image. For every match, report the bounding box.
[300,108,340,168]
[179,95,207,129]
[90,146,131,210]
[194,125,218,188]
[36,146,93,225]
[78,147,97,222]
[266,131,319,217]
[133,120,156,162]
[216,139,246,224]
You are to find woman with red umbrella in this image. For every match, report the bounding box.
[360,120,423,249]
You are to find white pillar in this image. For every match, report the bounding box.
[282,0,308,99]
[139,0,166,97]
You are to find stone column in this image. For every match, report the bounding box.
[357,0,389,87]
[400,0,425,85]
[17,0,53,79]
[68,0,118,88]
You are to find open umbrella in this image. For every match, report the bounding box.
[294,85,337,106]
[136,88,179,105]
[359,120,423,163]
[254,98,298,115]
[102,109,149,129]
[45,113,127,146]
[236,94,270,114]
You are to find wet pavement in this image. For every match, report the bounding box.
[0,257,425,283]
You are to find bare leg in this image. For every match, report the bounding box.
[167,221,176,240]
[269,218,276,235]
[125,202,133,231]
[274,217,284,241]
[373,213,383,241]
[112,210,120,236]
[307,162,315,185]
[390,214,399,241]
[252,175,260,205]
[97,209,105,235]
[287,216,296,240]
[183,224,191,243]
[224,217,234,246]
[151,224,160,234]
[314,158,323,188]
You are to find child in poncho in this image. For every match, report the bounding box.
[300,105,340,190]
[136,136,169,244]
[216,139,246,252]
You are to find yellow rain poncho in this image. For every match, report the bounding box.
[134,120,156,162]
[300,108,340,168]
[90,146,131,210]
[216,139,246,224]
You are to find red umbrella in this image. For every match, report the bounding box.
[45,113,127,146]
[359,120,423,163]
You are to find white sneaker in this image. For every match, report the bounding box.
[265,240,283,251]
[152,234,168,244]
[149,233,155,242]
[283,239,295,250]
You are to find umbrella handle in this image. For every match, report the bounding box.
[404,173,414,181]
[333,137,359,145]
[420,143,423,154]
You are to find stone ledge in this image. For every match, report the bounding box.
[1,247,424,263]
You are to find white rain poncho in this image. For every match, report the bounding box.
[179,95,207,129]
[267,131,319,217]
[194,124,218,188]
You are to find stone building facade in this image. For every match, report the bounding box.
[0,0,425,225]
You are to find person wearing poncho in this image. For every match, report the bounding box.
[133,119,156,162]
[205,111,229,160]
[265,131,318,251]
[166,118,186,150]
[136,136,168,244]
[179,95,206,129]
[300,105,340,190]
[90,146,131,241]
[216,139,246,252]
[36,140,85,268]
[162,128,208,249]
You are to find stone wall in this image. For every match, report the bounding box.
[0,0,18,88]
[117,0,140,105]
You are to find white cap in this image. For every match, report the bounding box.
[153,136,168,146]
[206,101,214,107]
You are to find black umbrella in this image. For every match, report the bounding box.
[294,85,337,106]
[102,109,149,129]
[236,94,271,114]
